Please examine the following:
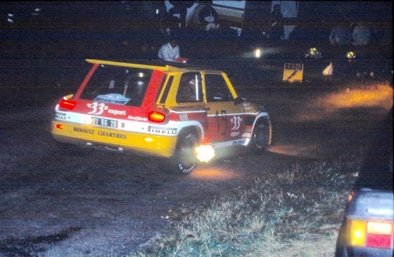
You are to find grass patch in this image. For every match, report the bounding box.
[130,152,362,257]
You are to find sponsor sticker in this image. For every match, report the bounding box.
[97,131,127,139]
[108,109,126,116]
[148,126,177,135]
[73,127,94,134]
[128,116,148,121]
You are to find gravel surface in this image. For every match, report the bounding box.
[0,60,391,256]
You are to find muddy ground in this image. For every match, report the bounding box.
[0,57,392,257]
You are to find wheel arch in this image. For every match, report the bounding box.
[250,112,272,146]
[176,125,203,148]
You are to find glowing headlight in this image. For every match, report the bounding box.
[254,48,262,58]
[195,145,215,163]
[305,47,322,59]
[346,51,356,59]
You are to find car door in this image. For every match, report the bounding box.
[203,72,244,143]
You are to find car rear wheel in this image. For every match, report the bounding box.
[250,118,271,154]
[334,223,349,257]
[171,133,198,174]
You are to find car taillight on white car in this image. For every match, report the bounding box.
[348,219,393,248]
[346,189,394,249]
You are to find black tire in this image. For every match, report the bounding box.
[249,118,271,154]
[334,244,349,257]
[170,133,198,174]
[334,222,349,257]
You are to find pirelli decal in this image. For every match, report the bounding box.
[148,126,177,135]
[73,127,127,139]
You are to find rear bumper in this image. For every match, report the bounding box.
[345,247,393,257]
[51,120,177,158]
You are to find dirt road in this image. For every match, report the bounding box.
[0,83,391,257]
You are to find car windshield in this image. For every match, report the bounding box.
[80,65,152,106]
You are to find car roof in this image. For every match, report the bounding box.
[86,59,222,73]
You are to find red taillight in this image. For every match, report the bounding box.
[148,111,166,123]
[349,219,393,249]
[367,222,393,248]
[55,124,64,129]
[59,99,77,110]
[367,234,392,248]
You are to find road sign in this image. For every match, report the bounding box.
[283,63,304,83]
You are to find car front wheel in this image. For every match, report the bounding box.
[250,118,271,154]
[171,133,198,174]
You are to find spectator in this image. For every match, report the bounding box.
[199,2,220,31]
[269,4,284,41]
[158,38,187,63]
[168,1,194,29]
[160,13,180,37]
[329,25,352,45]
[351,22,371,46]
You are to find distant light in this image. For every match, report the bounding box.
[346,51,356,62]
[155,9,160,15]
[138,72,144,78]
[7,13,14,23]
[254,48,262,58]
[305,47,322,59]
[32,8,42,16]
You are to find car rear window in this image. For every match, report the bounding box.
[80,65,153,106]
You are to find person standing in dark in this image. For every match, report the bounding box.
[199,1,220,32]
[168,1,194,29]
[270,4,284,41]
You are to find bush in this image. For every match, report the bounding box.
[129,153,361,257]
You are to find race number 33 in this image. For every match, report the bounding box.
[231,116,242,131]
[87,102,107,115]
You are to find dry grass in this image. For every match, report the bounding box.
[129,152,362,257]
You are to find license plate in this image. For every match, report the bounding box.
[92,117,118,128]
[55,112,66,121]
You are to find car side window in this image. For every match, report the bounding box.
[205,74,233,102]
[176,72,203,103]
